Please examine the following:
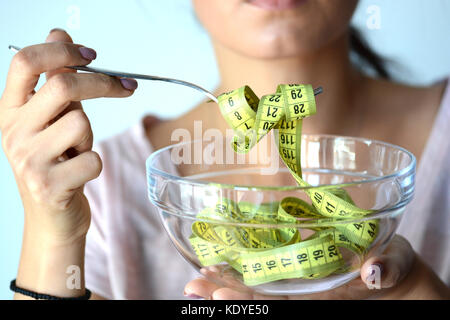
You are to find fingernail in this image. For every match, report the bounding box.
[49,28,66,34]
[79,47,97,60]
[183,292,204,299]
[120,78,138,91]
[368,263,383,278]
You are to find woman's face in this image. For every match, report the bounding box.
[192,0,358,58]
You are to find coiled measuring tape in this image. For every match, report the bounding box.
[189,84,379,286]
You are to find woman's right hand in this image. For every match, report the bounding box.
[1,29,137,298]
[0,29,137,246]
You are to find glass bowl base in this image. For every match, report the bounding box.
[197,263,361,296]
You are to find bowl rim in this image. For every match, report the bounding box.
[146,134,416,192]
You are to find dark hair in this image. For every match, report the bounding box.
[349,27,389,79]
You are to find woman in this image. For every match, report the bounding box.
[0,0,448,300]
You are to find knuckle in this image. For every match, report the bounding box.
[384,267,400,287]
[392,234,414,254]
[9,137,43,181]
[67,109,90,134]
[0,112,14,134]
[48,73,75,98]
[97,74,114,92]
[54,41,73,62]
[50,198,74,212]
[1,129,23,160]
[394,234,411,246]
[16,156,53,204]
[11,49,34,73]
[15,152,34,177]
[1,129,12,153]
[27,174,52,204]
[0,110,6,131]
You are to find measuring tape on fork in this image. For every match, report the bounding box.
[189,84,379,286]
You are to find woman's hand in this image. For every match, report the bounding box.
[184,235,450,300]
[0,29,137,244]
[0,29,137,298]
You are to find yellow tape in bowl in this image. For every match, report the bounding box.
[189,84,378,286]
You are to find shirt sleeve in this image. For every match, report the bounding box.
[84,145,113,299]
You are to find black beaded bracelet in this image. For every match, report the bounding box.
[10,279,91,300]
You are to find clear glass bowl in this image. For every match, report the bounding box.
[146,134,415,295]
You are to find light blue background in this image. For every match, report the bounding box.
[0,0,449,299]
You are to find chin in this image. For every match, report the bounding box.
[223,26,328,59]
[196,0,355,60]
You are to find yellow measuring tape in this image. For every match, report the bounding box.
[189,84,379,286]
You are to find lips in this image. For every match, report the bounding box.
[247,0,307,10]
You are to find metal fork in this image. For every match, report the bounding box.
[8,45,323,102]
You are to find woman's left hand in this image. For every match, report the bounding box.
[184,235,449,300]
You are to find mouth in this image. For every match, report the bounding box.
[246,0,308,11]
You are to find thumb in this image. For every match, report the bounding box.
[46,27,74,43]
[361,235,415,289]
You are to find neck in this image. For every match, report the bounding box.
[216,36,352,94]
[211,33,366,134]
[182,32,367,137]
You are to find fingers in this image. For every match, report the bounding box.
[47,28,74,43]
[50,151,102,192]
[184,278,222,299]
[3,40,95,107]
[25,72,137,131]
[183,278,286,300]
[37,108,93,159]
[2,131,101,210]
[361,235,415,289]
[45,29,78,80]
[212,288,286,300]
[211,288,254,300]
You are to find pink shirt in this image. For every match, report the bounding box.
[84,80,450,299]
